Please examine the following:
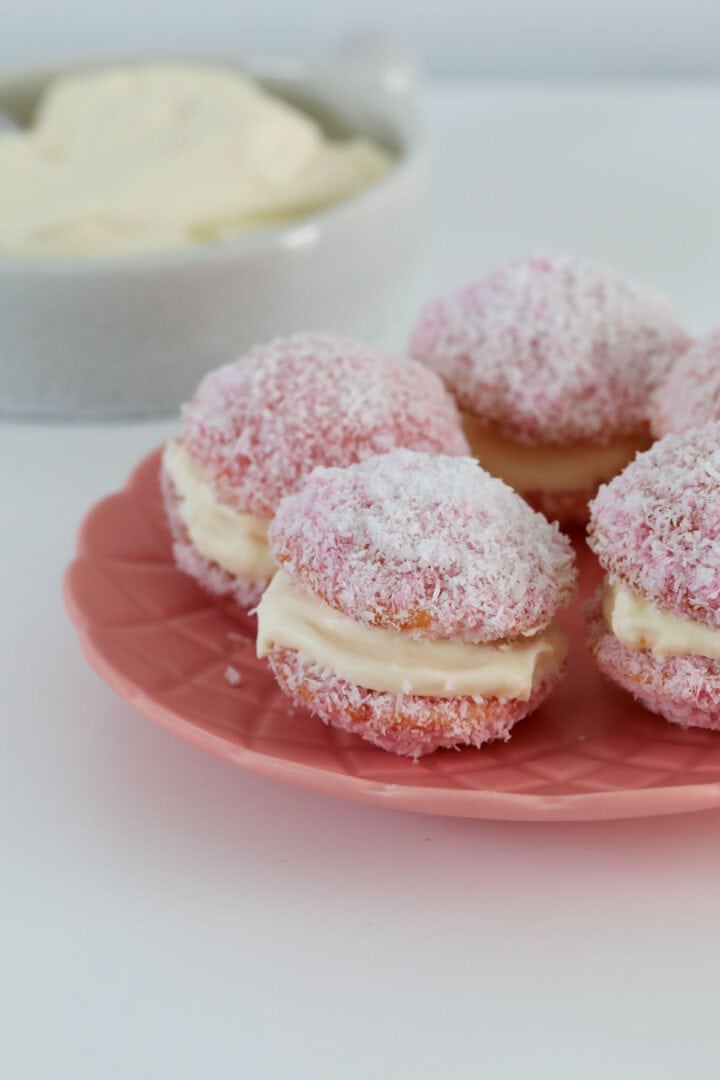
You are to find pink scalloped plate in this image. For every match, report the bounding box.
[63,448,720,822]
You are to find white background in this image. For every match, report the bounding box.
[2,0,720,77]
[5,2,720,1073]
[4,80,720,1077]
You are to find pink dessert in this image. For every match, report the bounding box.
[651,328,720,437]
[587,423,720,730]
[256,449,577,757]
[161,334,469,607]
[410,253,690,525]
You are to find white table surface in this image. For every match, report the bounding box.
[4,82,720,1080]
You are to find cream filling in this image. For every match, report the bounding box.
[461,412,650,494]
[163,440,274,581]
[0,62,392,257]
[604,581,720,660]
[257,571,567,699]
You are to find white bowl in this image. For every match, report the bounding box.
[0,52,426,417]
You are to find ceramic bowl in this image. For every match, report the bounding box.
[0,50,425,416]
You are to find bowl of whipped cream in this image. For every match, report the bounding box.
[0,52,424,415]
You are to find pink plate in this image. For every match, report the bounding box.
[63,449,720,822]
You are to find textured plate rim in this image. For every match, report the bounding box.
[62,451,720,823]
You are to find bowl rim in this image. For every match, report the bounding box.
[0,53,426,276]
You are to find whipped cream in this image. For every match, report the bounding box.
[604,581,720,660]
[461,412,649,493]
[163,440,274,581]
[0,63,392,257]
[257,571,567,699]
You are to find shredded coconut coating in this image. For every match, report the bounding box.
[588,423,720,628]
[586,593,720,731]
[651,328,720,437]
[269,449,577,642]
[180,333,469,517]
[268,647,561,758]
[160,466,267,608]
[409,253,690,446]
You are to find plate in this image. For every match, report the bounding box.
[63,449,720,821]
